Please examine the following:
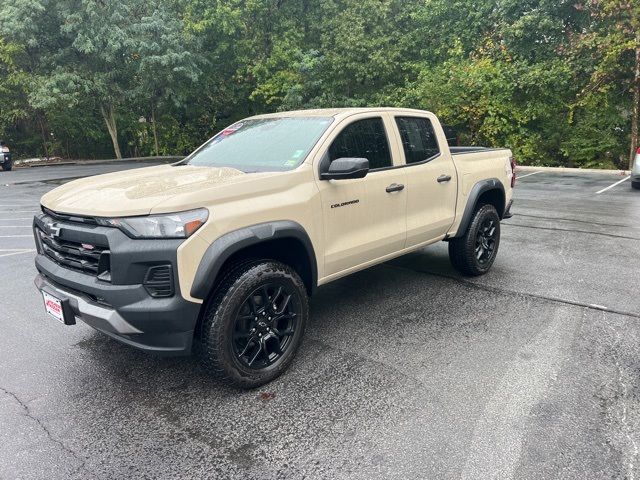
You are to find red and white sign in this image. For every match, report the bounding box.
[42,291,65,323]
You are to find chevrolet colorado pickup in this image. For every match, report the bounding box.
[33,108,515,388]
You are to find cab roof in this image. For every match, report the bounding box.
[249,107,434,121]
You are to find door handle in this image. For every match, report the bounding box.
[437,174,452,183]
[386,183,405,193]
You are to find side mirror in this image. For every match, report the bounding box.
[320,157,369,180]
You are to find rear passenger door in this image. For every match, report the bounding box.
[394,116,457,247]
[317,115,407,278]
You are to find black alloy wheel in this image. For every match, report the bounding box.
[475,217,498,265]
[232,283,300,369]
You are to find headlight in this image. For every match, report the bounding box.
[97,208,209,239]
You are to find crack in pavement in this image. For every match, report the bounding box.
[503,222,640,241]
[0,386,98,479]
[385,264,640,320]
[514,213,637,230]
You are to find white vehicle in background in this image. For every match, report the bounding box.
[632,147,640,190]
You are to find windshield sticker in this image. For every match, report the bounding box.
[283,159,298,166]
[291,149,305,159]
[221,122,244,136]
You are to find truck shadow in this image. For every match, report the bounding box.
[74,245,462,388]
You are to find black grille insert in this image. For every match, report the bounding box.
[143,265,174,298]
[36,225,110,278]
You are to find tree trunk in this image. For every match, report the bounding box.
[151,102,159,157]
[37,115,50,159]
[630,43,640,169]
[100,104,122,159]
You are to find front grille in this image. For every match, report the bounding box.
[36,225,111,278]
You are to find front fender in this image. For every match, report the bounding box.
[190,220,317,299]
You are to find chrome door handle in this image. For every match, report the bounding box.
[437,175,452,183]
[386,183,405,193]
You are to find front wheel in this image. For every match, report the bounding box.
[1,161,11,171]
[448,204,501,276]
[197,260,308,388]
[632,181,640,190]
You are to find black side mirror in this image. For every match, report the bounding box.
[320,157,369,180]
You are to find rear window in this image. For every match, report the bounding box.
[185,117,333,172]
[395,117,440,164]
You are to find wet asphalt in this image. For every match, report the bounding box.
[1,164,639,479]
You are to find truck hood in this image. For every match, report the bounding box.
[40,164,277,217]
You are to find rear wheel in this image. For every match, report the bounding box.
[1,161,11,171]
[448,204,501,276]
[197,260,308,388]
[632,181,640,190]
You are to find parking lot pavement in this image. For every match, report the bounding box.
[1,164,639,479]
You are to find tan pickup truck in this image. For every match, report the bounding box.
[33,108,514,387]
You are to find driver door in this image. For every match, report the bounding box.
[315,114,407,279]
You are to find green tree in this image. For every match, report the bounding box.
[572,0,640,168]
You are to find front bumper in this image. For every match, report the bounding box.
[33,213,201,355]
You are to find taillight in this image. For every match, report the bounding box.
[510,156,516,188]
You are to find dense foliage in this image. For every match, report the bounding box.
[0,0,638,168]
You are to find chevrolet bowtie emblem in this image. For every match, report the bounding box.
[47,223,61,237]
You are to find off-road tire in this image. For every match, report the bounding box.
[632,181,640,190]
[448,204,501,276]
[197,260,308,389]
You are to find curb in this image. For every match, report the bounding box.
[15,156,184,169]
[516,165,630,175]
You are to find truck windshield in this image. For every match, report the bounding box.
[184,117,333,172]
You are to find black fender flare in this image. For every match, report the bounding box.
[190,220,318,299]
[451,178,505,238]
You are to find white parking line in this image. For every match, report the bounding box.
[517,171,542,179]
[0,249,36,258]
[596,176,630,194]
[0,235,32,238]
[0,218,32,221]
[0,225,32,228]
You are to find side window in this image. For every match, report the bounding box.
[395,117,440,164]
[328,118,392,170]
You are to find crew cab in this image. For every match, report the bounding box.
[33,108,515,387]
